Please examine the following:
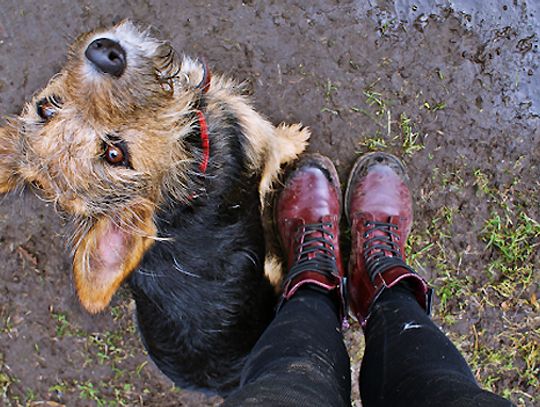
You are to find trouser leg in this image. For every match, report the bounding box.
[223,289,351,407]
[359,287,514,407]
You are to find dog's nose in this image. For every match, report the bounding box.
[85,38,126,78]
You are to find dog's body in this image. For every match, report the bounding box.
[0,21,308,394]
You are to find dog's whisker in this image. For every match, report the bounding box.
[136,267,164,278]
[242,249,261,268]
[172,257,201,279]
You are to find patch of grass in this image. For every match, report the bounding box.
[110,305,124,321]
[406,205,469,317]
[483,212,539,265]
[84,304,137,381]
[441,206,457,224]
[321,107,339,115]
[321,80,340,115]
[363,90,387,116]
[406,235,434,263]
[87,328,130,367]
[51,312,70,337]
[468,325,539,402]
[423,100,446,112]
[358,136,387,151]
[24,388,36,403]
[135,361,148,377]
[482,211,539,290]
[0,371,15,402]
[436,68,445,80]
[463,173,539,404]
[324,79,338,100]
[112,385,130,406]
[0,315,15,335]
[473,169,491,195]
[440,168,465,190]
[49,381,68,398]
[52,378,137,407]
[399,113,424,155]
[436,269,469,312]
[50,311,85,338]
[503,328,540,389]
[0,354,22,405]
[78,381,104,406]
[355,88,429,157]
[379,17,397,35]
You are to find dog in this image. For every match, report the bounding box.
[0,20,309,394]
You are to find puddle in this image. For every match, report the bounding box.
[355,0,540,115]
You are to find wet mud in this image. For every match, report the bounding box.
[1,1,538,406]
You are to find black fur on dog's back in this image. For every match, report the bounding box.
[128,107,277,394]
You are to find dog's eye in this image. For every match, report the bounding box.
[103,141,129,167]
[36,95,63,121]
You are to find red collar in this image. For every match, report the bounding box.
[195,60,211,174]
[187,62,211,201]
[195,110,209,173]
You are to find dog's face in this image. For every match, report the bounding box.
[0,21,208,313]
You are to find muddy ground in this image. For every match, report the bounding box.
[0,0,539,406]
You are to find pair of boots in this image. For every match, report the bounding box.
[275,152,432,327]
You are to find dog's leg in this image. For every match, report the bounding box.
[223,97,310,290]
[260,123,310,290]
[263,253,284,290]
[0,123,21,194]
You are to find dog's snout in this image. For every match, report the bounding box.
[85,38,126,78]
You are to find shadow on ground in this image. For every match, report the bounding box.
[0,1,538,406]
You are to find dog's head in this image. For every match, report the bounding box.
[0,21,210,313]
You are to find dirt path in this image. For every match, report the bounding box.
[1,1,538,406]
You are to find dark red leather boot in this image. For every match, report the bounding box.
[345,152,432,327]
[275,154,347,323]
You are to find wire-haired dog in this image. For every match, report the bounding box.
[0,21,309,394]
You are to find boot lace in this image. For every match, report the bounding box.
[363,220,414,281]
[285,222,339,284]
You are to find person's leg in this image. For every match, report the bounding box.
[345,152,513,407]
[223,288,350,406]
[223,155,351,406]
[360,286,513,406]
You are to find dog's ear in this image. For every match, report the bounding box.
[0,123,21,194]
[72,206,156,313]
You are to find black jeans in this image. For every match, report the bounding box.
[223,287,513,407]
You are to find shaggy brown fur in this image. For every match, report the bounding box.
[0,21,308,392]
